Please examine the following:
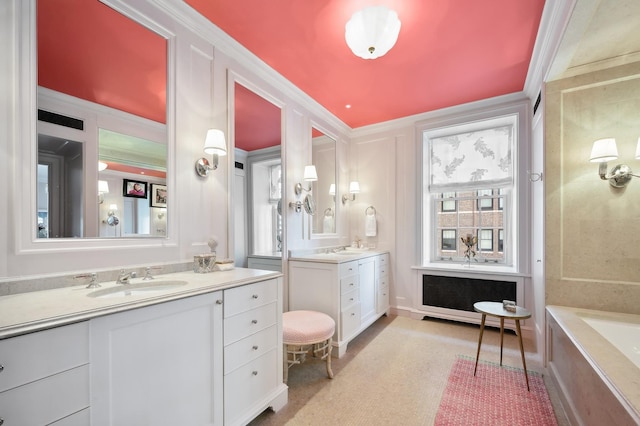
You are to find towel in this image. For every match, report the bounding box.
[323,216,335,233]
[365,213,377,237]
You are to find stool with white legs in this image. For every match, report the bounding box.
[282,310,335,383]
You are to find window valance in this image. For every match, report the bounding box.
[426,120,514,192]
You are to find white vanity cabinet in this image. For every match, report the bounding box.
[0,322,90,425]
[90,291,225,425]
[223,279,284,426]
[289,252,389,358]
[90,276,286,426]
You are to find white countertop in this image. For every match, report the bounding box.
[289,248,388,264]
[0,268,281,339]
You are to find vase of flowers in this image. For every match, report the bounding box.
[461,233,477,267]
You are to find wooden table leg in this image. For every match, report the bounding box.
[499,317,504,366]
[515,319,530,391]
[474,314,486,376]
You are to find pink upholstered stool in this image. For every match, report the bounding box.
[282,310,335,383]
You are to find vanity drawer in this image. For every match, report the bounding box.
[224,324,277,374]
[224,302,277,345]
[224,279,277,318]
[0,364,89,425]
[341,288,359,311]
[341,303,361,339]
[340,274,359,295]
[224,348,278,425]
[377,254,389,276]
[339,260,358,278]
[0,321,89,393]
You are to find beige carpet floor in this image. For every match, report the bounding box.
[250,314,569,426]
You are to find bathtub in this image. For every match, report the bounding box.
[546,306,640,425]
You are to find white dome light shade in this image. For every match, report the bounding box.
[98,161,108,171]
[589,138,618,162]
[204,129,227,156]
[345,6,401,59]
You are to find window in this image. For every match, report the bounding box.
[441,229,456,251]
[478,229,493,251]
[477,189,493,210]
[421,104,525,270]
[441,192,456,212]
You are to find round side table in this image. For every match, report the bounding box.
[473,301,532,391]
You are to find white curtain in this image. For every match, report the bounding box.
[427,124,513,191]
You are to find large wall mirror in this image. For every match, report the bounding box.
[232,79,284,271]
[34,0,169,239]
[311,127,337,235]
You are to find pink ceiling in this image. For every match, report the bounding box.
[38,0,166,124]
[235,84,281,151]
[186,0,545,129]
[38,0,544,153]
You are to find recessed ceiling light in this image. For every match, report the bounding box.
[345,104,352,109]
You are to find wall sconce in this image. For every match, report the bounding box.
[294,165,317,195]
[98,180,109,204]
[195,129,227,177]
[342,181,360,204]
[589,138,640,188]
[98,161,108,171]
[106,204,119,226]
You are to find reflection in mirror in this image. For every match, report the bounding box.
[311,128,337,235]
[233,82,283,271]
[37,135,84,238]
[98,128,167,238]
[36,0,167,239]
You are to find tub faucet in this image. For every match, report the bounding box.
[117,269,136,285]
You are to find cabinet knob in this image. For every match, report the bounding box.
[252,371,258,376]
[252,345,259,350]
[252,294,259,299]
[0,364,4,373]
[251,319,258,324]
[0,417,4,425]
[351,313,356,316]
[215,299,223,305]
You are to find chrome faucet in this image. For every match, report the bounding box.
[116,269,136,285]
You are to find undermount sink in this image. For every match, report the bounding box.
[344,247,370,252]
[87,280,188,299]
[334,251,360,255]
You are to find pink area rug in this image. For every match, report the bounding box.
[435,356,558,426]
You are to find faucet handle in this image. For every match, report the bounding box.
[142,266,162,281]
[75,272,100,289]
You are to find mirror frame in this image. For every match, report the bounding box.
[16,0,177,253]
[228,71,287,264]
[309,121,338,239]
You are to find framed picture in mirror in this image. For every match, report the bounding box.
[150,184,167,208]
[123,179,148,198]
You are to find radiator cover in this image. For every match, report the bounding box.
[422,274,516,312]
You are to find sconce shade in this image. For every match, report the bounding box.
[345,6,401,59]
[303,165,318,181]
[349,181,361,193]
[109,204,118,211]
[98,180,109,193]
[98,161,108,171]
[329,184,336,195]
[204,129,227,156]
[590,138,618,162]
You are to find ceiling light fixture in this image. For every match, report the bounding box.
[345,6,401,59]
